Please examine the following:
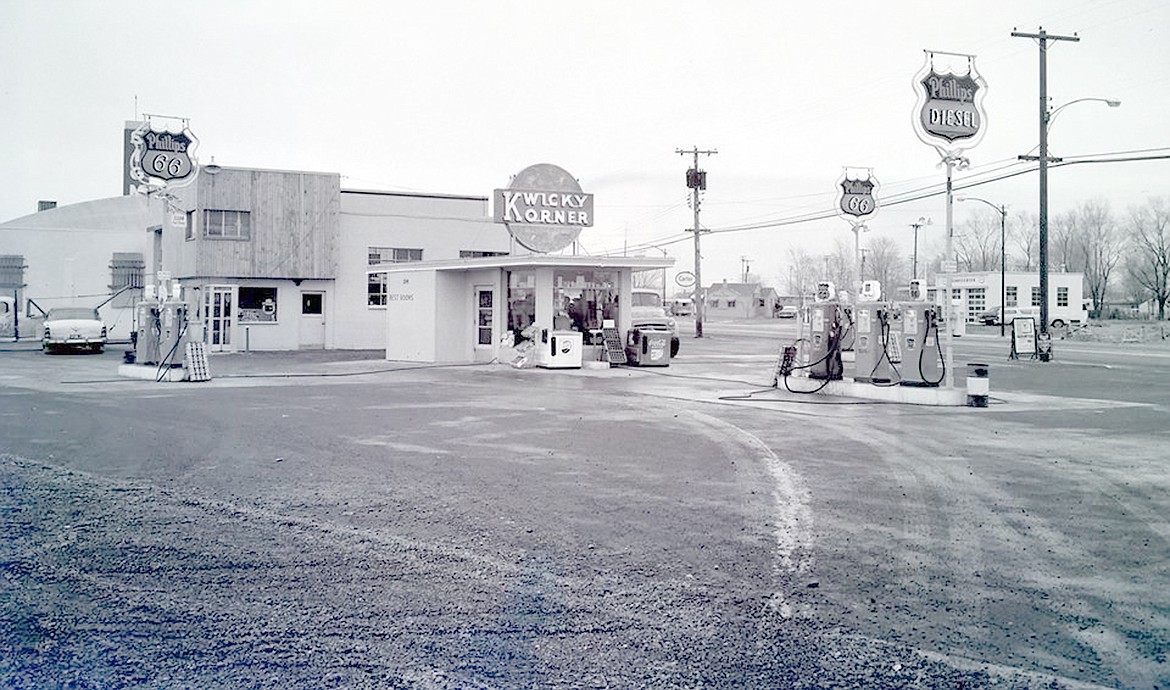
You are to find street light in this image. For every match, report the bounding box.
[1020,96,1120,339]
[909,217,932,280]
[957,197,1007,337]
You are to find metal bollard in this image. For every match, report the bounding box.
[966,362,990,407]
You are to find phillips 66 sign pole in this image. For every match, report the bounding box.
[835,168,880,295]
[912,50,988,388]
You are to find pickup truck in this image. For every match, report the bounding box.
[631,289,680,357]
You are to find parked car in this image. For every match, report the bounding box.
[979,306,1047,327]
[776,305,799,319]
[42,307,107,353]
[670,298,693,316]
[631,289,680,357]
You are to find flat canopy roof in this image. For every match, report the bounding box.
[368,254,674,275]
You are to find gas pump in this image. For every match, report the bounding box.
[134,275,190,368]
[807,282,843,380]
[853,281,896,384]
[134,285,162,365]
[899,282,943,386]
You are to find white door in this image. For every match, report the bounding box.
[204,285,237,353]
[299,291,325,349]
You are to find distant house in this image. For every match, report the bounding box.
[704,280,778,319]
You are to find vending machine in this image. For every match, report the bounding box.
[625,328,670,367]
[538,329,583,369]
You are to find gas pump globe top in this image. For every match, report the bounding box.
[815,281,836,303]
[908,279,927,301]
[860,280,881,301]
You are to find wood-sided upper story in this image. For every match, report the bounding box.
[168,166,341,280]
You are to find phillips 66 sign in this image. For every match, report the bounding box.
[836,169,879,223]
[913,51,988,153]
[129,118,199,188]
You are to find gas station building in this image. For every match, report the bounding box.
[1,148,671,364]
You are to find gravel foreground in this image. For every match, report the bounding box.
[2,454,1087,690]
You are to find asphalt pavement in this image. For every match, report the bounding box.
[1,322,1167,689]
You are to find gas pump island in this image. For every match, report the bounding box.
[118,272,210,382]
[775,280,976,407]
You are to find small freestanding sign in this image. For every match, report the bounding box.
[1010,317,1038,360]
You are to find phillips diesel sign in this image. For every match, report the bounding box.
[493,163,594,253]
[912,52,988,153]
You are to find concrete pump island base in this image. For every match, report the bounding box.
[772,283,989,407]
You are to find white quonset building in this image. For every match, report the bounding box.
[0,195,165,341]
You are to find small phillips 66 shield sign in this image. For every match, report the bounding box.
[130,120,198,187]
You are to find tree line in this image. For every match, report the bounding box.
[783,197,1169,320]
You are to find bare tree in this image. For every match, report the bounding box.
[1076,199,1123,317]
[1127,197,1170,320]
[783,245,819,299]
[863,235,907,298]
[1007,210,1038,271]
[954,210,1001,272]
[1050,209,1083,273]
[825,236,854,295]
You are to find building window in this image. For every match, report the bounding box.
[1005,286,1018,307]
[0,255,27,290]
[368,247,422,306]
[109,252,145,308]
[369,247,422,265]
[507,270,536,340]
[727,299,737,308]
[1057,286,1069,307]
[185,211,195,240]
[460,250,509,258]
[368,272,388,306]
[203,210,251,239]
[238,286,278,322]
[1031,287,1041,307]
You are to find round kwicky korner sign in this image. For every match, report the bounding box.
[493,163,594,254]
[129,118,199,188]
[912,52,988,153]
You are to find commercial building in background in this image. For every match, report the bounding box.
[946,271,1087,328]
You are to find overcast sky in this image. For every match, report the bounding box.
[3,0,1168,286]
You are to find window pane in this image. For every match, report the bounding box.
[239,286,277,322]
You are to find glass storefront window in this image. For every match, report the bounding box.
[554,269,618,333]
[507,270,536,340]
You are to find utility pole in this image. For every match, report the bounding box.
[740,256,751,283]
[1013,27,1078,342]
[909,217,931,280]
[677,146,717,338]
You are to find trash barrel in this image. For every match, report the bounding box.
[966,363,990,407]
